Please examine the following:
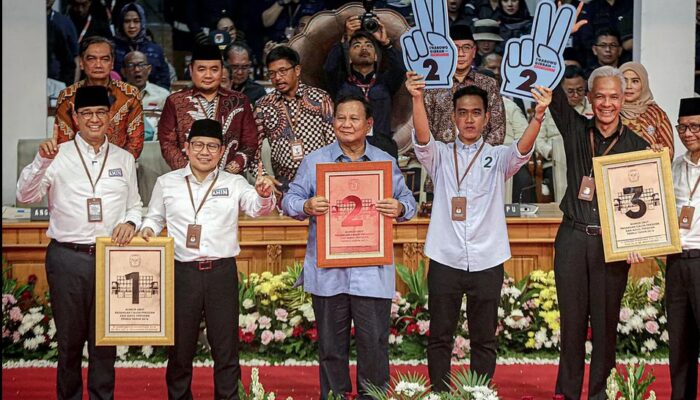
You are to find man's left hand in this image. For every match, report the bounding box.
[376,198,403,218]
[112,222,136,246]
[647,143,665,153]
[255,162,276,198]
[626,251,645,264]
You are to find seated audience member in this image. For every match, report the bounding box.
[48,0,79,86]
[574,0,632,63]
[561,65,593,118]
[619,62,674,157]
[221,62,234,90]
[473,0,501,20]
[113,2,171,89]
[121,51,169,141]
[494,0,533,42]
[473,19,503,67]
[253,46,335,193]
[584,27,624,78]
[447,0,473,27]
[225,43,268,105]
[324,17,406,159]
[480,53,503,82]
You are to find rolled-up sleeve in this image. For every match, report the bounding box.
[282,158,313,220]
[390,161,417,222]
[16,153,54,204]
[412,131,442,179]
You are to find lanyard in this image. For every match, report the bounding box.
[587,129,620,176]
[452,140,485,193]
[78,14,92,43]
[185,172,219,224]
[74,139,110,197]
[686,163,700,204]
[287,3,301,27]
[347,74,376,100]
[281,97,300,140]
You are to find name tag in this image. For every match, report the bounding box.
[87,198,103,222]
[186,224,202,249]
[451,197,467,221]
[211,188,229,197]
[578,176,595,202]
[108,168,123,177]
[680,205,695,229]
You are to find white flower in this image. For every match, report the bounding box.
[23,336,44,350]
[141,345,154,358]
[242,299,254,309]
[391,303,400,317]
[425,394,441,400]
[260,330,274,346]
[497,307,505,318]
[299,303,315,322]
[393,381,425,396]
[47,319,56,339]
[628,315,644,332]
[288,315,302,327]
[33,325,45,336]
[117,346,129,360]
[643,338,657,352]
[658,315,667,324]
[258,316,272,330]
[585,341,593,355]
[660,330,669,342]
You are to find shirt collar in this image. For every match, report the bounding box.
[455,136,484,151]
[75,132,108,155]
[192,86,226,99]
[350,68,376,83]
[683,152,700,167]
[182,163,218,184]
[329,140,373,162]
[588,119,624,140]
[275,83,305,101]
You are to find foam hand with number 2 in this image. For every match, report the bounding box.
[400,0,457,89]
[500,1,575,101]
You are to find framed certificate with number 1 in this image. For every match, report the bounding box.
[316,161,394,268]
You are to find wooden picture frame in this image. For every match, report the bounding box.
[95,237,175,345]
[593,149,681,262]
[316,161,394,268]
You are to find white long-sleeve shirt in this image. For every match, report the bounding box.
[16,134,143,244]
[141,165,276,262]
[673,152,700,250]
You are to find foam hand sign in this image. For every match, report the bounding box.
[400,0,457,89]
[500,0,575,101]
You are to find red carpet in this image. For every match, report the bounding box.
[2,363,684,399]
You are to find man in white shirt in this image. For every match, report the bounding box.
[140,119,276,399]
[405,72,551,391]
[121,50,170,141]
[17,85,142,400]
[668,97,700,399]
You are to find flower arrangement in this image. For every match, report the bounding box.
[2,260,672,363]
[606,363,656,400]
[364,369,499,400]
[238,367,292,400]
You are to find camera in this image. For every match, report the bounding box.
[360,0,379,33]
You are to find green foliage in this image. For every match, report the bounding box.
[606,363,656,400]
[396,262,428,306]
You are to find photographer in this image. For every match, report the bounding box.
[324,12,405,159]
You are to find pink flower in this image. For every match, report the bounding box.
[417,320,430,335]
[258,316,272,330]
[619,307,632,322]
[2,294,16,307]
[273,330,286,342]
[260,330,274,346]
[390,303,400,318]
[12,331,20,343]
[274,308,288,322]
[647,287,660,302]
[2,328,9,338]
[9,307,22,322]
[645,320,659,335]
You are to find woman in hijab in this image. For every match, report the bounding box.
[113,2,170,89]
[620,62,674,157]
[494,0,532,42]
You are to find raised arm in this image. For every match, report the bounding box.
[517,85,552,155]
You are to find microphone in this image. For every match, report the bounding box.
[518,183,539,215]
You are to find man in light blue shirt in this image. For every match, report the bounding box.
[406,71,551,391]
[282,94,416,399]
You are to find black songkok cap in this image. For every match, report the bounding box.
[191,44,223,62]
[679,97,700,117]
[74,86,111,110]
[449,24,474,42]
[188,119,223,142]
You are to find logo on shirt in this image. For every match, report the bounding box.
[483,156,493,169]
[108,168,123,177]
[212,187,229,197]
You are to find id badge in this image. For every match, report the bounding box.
[578,176,595,201]
[679,205,695,229]
[284,26,295,40]
[451,196,467,221]
[87,198,103,222]
[186,224,202,249]
[289,139,305,162]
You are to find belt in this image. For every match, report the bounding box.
[564,217,602,236]
[178,258,233,271]
[677,249,700,259]
[52,239,96,255]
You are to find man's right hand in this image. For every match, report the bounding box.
[39,138,59,159]
[139,227,155,242]
[303,196,329,216]
[344,16,361,39]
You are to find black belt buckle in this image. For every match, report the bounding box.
[86,245,96,256]
[197,260,213,271]
[585,225,601,236]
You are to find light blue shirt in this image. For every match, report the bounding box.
[282,141,417,299]
[414,133,532,272]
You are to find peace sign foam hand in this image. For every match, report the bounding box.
[500,0,575,101]
[400,0,457,89]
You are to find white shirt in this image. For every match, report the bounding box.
[16,134,143,244]
[673,152,700,250]
[141,165,276,262]
[141,82,170,141]
[414,133,532,271]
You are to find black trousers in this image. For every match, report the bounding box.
[311,294,391,400]
[666,254,700,400]
[45,241,116,400]
[554,224,630,400]
[427,260,504,392]
[166,258,240,400]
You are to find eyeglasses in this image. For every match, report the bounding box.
[565,88,585,96]
[230,63,251,71]
[594,43,620,50]
[125,62,149,70]
[456,44,475,53]
[676,124,700,134]
[78,110,109,120]
[189,141,222,152]
[266,66,295,80]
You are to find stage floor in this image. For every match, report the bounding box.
[2,362,685,399]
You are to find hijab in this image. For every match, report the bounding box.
[620,62,656,120]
